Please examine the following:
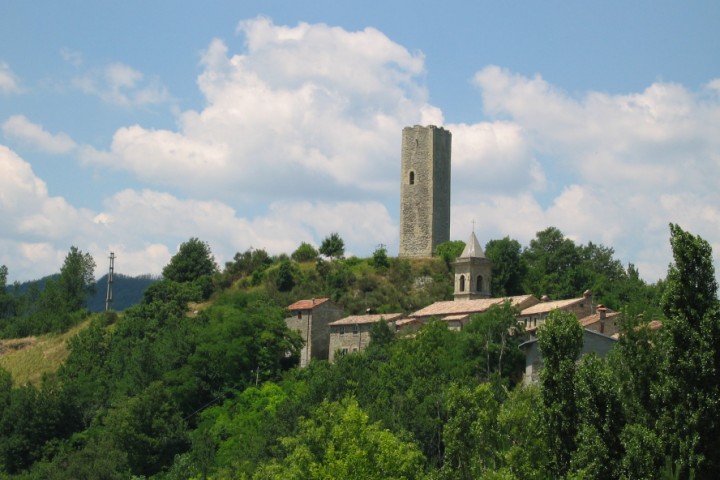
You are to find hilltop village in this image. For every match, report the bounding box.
[0,124,714,479]
[284,125,628,381]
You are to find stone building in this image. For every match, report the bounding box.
[517,290,595,335]
[410,295,539,330]
[453,231,492,300]
[520,329,618,384]
[399,125,451,258]
[327,312,404,362]
[578,304,622,337]
[285,298,344,368]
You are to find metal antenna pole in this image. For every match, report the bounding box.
[105,252,115,312]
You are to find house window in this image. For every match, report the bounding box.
[352,324,359,335]
[409,171,415,185]
[476,275,483,292]
[339,326,345,335]
[341,347,349,355]
[459,275,466,292]
[297,311,302,319]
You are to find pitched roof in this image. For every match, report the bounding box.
[579,310,621,327]
[329,313,404,326]
[519,297,586,316]
[460,231,485,258]
[287,298,330,311]
[411,294,537,318]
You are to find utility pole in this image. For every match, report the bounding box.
[105,252,115,312]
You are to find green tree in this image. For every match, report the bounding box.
[537,309,584,477]
[371,244,390,269]
[461,301,525,381]
[485,237,527,296]
[275,260,297,292]
[522,227,581,299]
[655,223,720,477]
[291,242,318,262]
[441,383,501,479]
[435,240,466,268]
[319,232,345,260]
[58,246,96,311]
[103,381,187,476]
[163,237,218,284]
[252,398,425,480]
[569,354,624,479]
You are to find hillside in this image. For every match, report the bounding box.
[0,320,90,386]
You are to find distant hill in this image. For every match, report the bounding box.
[87,273,160,312]
[11,273,159,312]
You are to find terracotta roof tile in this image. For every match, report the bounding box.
[519,297,585,316]
[329,313,404,326]
[411,294,537,318]
[579,311,621,327]
[287,298,330,310]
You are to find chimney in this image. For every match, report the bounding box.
[597,304,607,334]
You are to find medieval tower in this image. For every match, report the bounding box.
[399,125,451,257]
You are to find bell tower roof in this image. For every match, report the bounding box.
[460,231,485,258]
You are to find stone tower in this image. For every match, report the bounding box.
[453,231,492,300]
[399,125,451,257]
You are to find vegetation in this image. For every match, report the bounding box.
[0,225,715,478]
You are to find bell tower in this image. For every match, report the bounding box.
[453,231,492,300]
[399,125,451,257]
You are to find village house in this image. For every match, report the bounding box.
[518,290,595,336]
[327,312,404,362]
[578,304,622,337]
[520,328,618,383]
[285,298,344,368]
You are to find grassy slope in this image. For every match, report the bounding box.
[0,320,90,386]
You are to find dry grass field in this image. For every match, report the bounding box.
[0,320,90,386]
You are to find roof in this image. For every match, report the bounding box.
[329,313,404,326]
[411,294,537,318]
[521,327,618,348]
[459,231,485,258]
[287,298,331,311]
[519,297,585,316]
[396,318,423,327]
[579,310,621,327]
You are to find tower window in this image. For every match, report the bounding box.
[459,275,466,292]
[409,171,415,185]
[477,275,483,292]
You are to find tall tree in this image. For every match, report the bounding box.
[485,236,526,296]
[163,238,218,284]
[537,309,584,477]
[656,223,720,477]
[522,227,581,299]
[58,246,96,311]
[319,233,345,260]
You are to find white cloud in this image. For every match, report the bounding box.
[2,115,77,154]
[0,62,22,94]
[464,66,720,281]
[82,18,431,200]
[73,62,171,107]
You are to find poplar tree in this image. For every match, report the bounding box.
[656,223,720,477]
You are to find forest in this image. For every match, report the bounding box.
[0,224,717,479]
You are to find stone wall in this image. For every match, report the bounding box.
[399,125,451,257]
[286,301,344,367]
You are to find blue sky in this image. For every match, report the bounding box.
[1,1,719,283]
